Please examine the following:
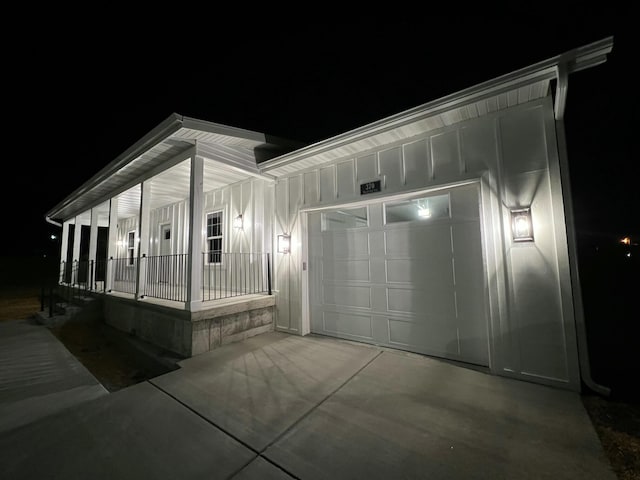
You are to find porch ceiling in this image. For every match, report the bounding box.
[47,115,302,222]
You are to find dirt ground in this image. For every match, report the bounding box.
[1,287,639,479]
[0,286,172,392]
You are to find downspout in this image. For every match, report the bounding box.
[553,61,611,396]
[45,215,62,228]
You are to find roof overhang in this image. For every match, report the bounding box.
[259,36,614,177]
[47,114,302,222]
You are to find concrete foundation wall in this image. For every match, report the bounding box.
[103,295,275,357]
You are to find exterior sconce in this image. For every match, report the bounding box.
[233,214,243,229]
[277,234,291,254]
[511,207,534,242]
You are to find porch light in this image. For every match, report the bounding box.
[511,208,534,242]
[233,214,243,229]
[277,234,291,254]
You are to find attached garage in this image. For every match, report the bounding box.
[307,182,489,366]
[260,37,616,394]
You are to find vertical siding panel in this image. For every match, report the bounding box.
[304,171,319,205]
[356,154,377,183]
[319,166,336,203]
[252,179,264,253]
[431,130,460,179]
[275,179,290,330]
[336,159,355,199]
[460,120,498,174]
[378,146,402,191]
[403,139,429,188]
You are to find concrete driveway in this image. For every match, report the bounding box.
[0,327,616,479]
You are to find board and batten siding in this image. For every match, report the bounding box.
[273,95,580,390]
[119,177,273,259]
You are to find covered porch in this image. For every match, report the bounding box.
[46,114,301,355]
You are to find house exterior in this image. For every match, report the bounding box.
[45,37,613,393]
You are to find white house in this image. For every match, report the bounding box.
[45,37,613,394]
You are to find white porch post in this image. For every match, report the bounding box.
[187,155,204,309]
[59,221,70,283]
[106,197,118,293]
[136,181,151,299]
[72,216,82,285]
[88,207,98,290]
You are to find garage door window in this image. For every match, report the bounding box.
[384,193,450,224]
[322,206,368,231]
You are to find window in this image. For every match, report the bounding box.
[322,206,368,231]
[384,193,450,224]
[206,211,223,263]
[127,231,136,266]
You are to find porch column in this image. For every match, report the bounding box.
[88,207,98,290]
[187,155,204,309]
[136,181,151,299]
[106,197,118,293]
[72,216,82,285]
[59,221,70,283]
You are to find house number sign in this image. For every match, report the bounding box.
[360,180,381,195]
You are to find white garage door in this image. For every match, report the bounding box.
[308,182,489,366]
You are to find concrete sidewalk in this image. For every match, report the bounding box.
[0,319,108,432]
[0,328,616,479]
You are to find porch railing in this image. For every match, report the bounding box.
[142,254,188,302]
[99,252,272,303]
[110,257,138,295]
[59,259,108,293]
[202,252,272,301]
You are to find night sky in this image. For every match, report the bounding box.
[4,16,635,258]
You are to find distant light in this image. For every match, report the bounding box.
[50,234,57,240]
[621,237,631,245]
[627,252,632,258]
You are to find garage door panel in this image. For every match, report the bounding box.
[385,258,454,284]
[322,259,370,282]
[387,287,456,318]
[388,318,459,355]
[323,285,371,308]
[322,311,373,340]
[384,226,451,257]
[309,183,489,367]
[323,231,369,258]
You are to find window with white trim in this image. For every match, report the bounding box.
[206,211,223,263]
[127,231,136,266]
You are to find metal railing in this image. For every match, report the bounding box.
[202,252,272,301]
[110,257,138,295]
[57,253,272,304]
[59,259,108,293]
[142,254,188,302]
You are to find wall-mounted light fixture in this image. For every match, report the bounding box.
[233,214,243,229]
[277,234,291,254]
[511,207,534,242]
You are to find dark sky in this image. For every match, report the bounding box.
[5,15,635,257]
